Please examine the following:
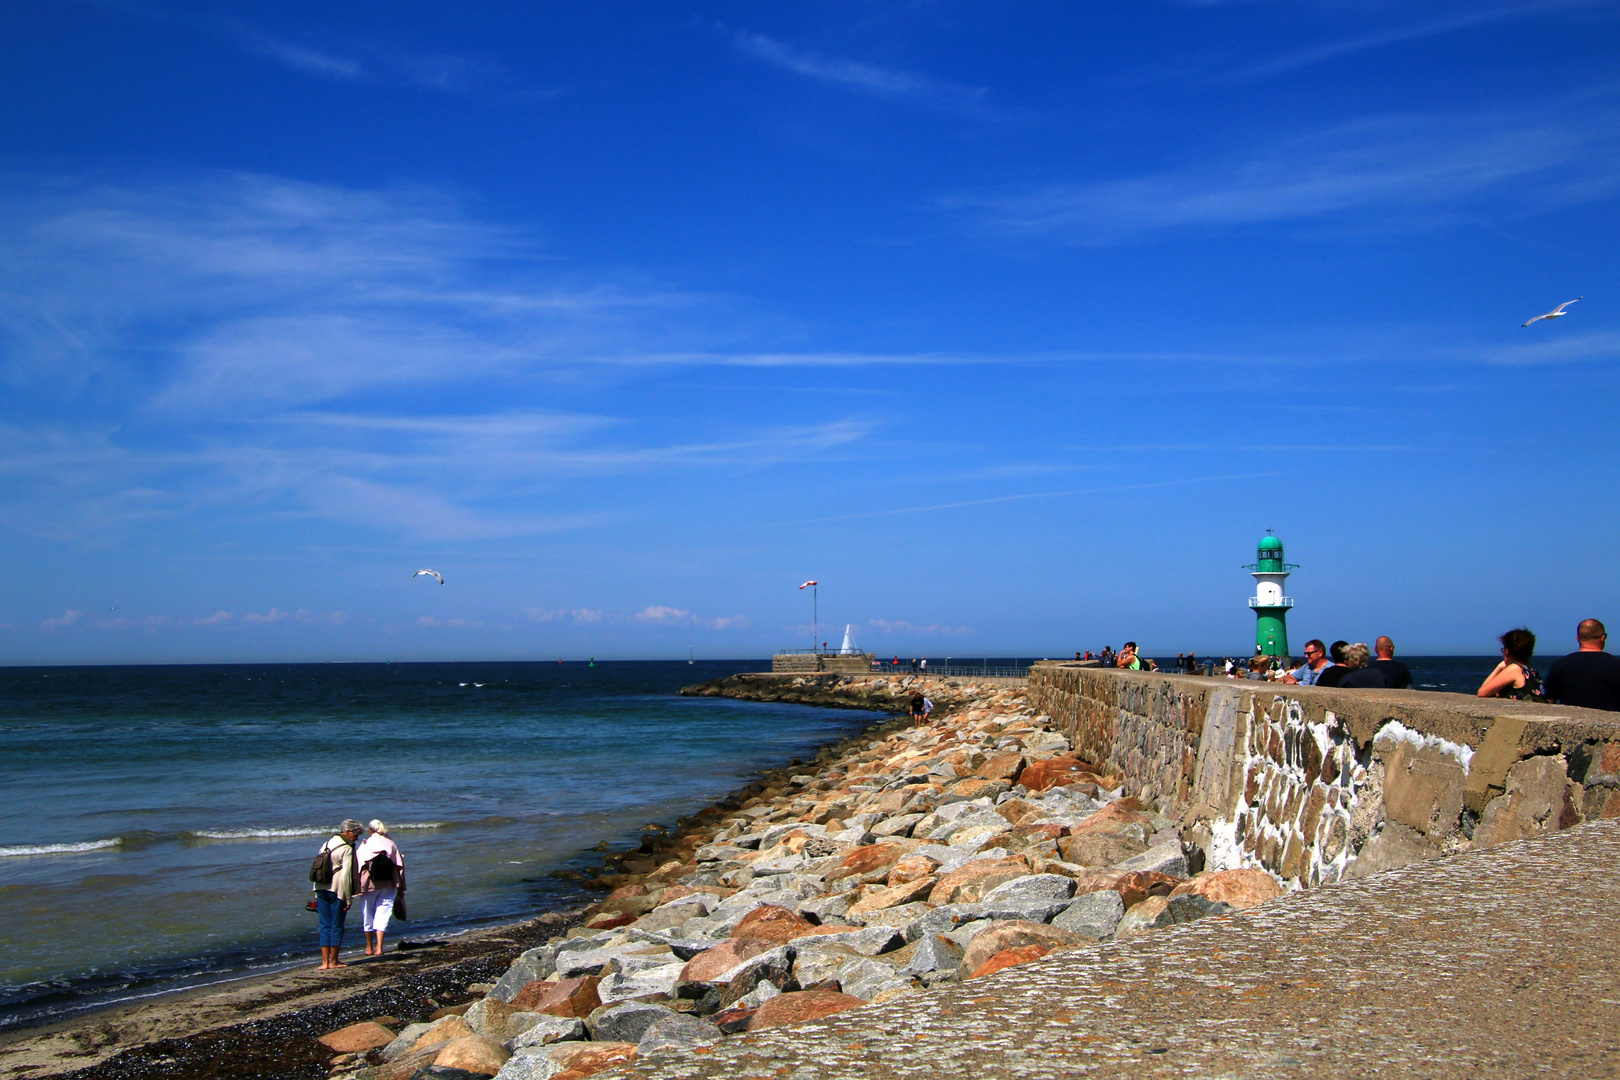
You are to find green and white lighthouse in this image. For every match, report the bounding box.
[1245,531,1297,659]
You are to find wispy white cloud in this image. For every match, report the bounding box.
[1230,1,1604,81]
[39,608,240,632]
[228,25,365,81]
[732,31,1004,120]
[241,608,351,625]
[867,618,972,637]
[40,610,83,632]
[0,172,883,542]
[414,615,479,628]
[943,109,1619,244]
[1474,330,1620,366]
[634,606,751,630]
[634,605,691,625]
[140,9,516,95]
[523,607,605,624]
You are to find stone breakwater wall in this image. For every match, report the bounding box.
[318,676,1278,1080]
[1027,663,1620,888]
[678,671,1007,713]
[307,670,1620,1080]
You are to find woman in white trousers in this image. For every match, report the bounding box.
[354,819,406,956]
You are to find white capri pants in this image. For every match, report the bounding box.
[361,887,397,933]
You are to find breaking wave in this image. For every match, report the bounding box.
[0,839,122,858]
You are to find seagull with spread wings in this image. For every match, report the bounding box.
[413,569,444,585]
[1523,297,1582,327]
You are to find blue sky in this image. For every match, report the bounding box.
[1,0,1617,663]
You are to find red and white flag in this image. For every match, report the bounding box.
[799,580,817,589]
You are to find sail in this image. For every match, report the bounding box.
[839,624,858,655]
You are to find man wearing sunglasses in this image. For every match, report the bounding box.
[1282,639,1333,686]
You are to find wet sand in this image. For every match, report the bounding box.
[0,909,585,1080]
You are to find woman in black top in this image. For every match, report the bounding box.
[1477,627,1544,700]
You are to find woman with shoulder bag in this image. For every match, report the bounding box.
[355,819,406,956]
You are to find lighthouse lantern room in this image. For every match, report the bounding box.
[1245,531,1298,659]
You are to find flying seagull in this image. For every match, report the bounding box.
[413,569,444,585]
[1523,297,1582,327]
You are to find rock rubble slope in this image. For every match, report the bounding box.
[324,676,1285,1080]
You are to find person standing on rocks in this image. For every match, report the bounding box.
[356,819,406,957]
[313,819,362,969]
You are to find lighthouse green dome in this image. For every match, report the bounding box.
[1258,535,1283,552]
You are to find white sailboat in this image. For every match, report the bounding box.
[837,624,858,655]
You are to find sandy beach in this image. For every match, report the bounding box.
[0,910,585,1080]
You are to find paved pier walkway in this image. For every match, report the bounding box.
[621,820,1620,1079]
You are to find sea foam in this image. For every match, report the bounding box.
[0,839,122,858]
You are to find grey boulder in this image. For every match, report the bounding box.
[903,904,988,942]
[636,1013,721,1056]
[585,999,678,1044]
[381,1022,434,1061]
[1052,889,1126,940]
[1166,894,1234,923]
[492,1048,562,1080]
[903,933,964,975]
[982,873,1077,905]
[507,1015,586,1050]
[1114,844,1189,878]
[490,945,557,1002]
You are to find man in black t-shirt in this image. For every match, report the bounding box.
[1370,636,1413,690]
[1545,619,1620,712]
[1315,641,1352,688]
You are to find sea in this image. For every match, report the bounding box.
[0,655,1500,1031]
[0,660,885,1031]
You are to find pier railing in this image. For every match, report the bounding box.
[922,665,1030,680]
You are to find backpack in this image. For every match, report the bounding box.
[366,851,396,884]
[308,839,335,886]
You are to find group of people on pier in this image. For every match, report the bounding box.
[1084,620,1620,714]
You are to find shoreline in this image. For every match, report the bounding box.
[0,909,590,1079]
[1,681,909,1079]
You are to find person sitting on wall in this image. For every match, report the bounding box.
[1336,642,1387,688]
[1282,639,1333,685]
[1371,636,1414,689]
[1314,642,1353,688]
[1117,643,1141,670]
[1477,627,1544,701]
[1543,619,1620,711]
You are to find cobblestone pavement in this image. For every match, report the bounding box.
[618,820,1620,1079]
